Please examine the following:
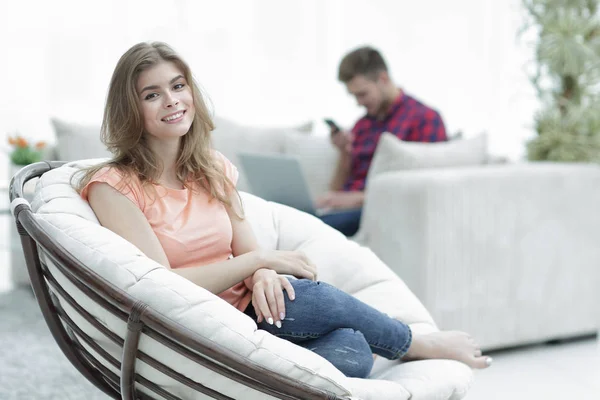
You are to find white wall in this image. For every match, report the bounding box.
[0,0,538,169]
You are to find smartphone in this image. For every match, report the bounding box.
[324,118,341,134]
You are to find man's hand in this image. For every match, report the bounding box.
[316,191,364,210]
[250,269,296,327]
[330,130,353,154]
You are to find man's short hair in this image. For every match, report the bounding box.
[338,46,388,83]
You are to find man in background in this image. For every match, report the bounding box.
[317,46,448,236]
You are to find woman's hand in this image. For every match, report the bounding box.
[259,250,317,281]
[251,269,296,327]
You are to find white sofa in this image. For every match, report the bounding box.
[361,162,600,350]
[20,160,474,400]
[13,116,600,351]
[212,124,600,350]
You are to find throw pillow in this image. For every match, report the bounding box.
[282,133,337,199]
[50,118,111,161]
[367,132,489,183]
[211,116,314,193]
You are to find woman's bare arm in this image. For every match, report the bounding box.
[228,191,261,257]
[87,183,314,294]
[87,182,265,294]
[87,182,171,266]
[226,191,272,289]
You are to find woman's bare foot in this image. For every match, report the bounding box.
[403,331,492,369]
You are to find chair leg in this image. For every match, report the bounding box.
[121,301,148,400]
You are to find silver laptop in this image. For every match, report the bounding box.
[238,152,334,216]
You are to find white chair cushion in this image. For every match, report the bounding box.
[28,159,473,399]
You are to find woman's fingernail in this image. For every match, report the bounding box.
[279,312,285,320]
[267,317,274,325]
[486,357,493,366]
[275,321,282,328]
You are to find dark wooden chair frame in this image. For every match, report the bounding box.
[9,161,344,400]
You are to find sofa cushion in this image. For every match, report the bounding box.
[282,133,337,199]
[367,132,489,184]
[210,117,312,193]
[50,118,111,161]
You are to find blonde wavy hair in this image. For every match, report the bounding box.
[74,42,241,216]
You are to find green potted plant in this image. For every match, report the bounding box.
[522,0,600,162]
[7,134,47,178]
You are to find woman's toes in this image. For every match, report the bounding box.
[474,349,482,357]
[472,355,493,369]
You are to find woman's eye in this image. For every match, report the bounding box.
[174,83,185,90]
[145,93,158,100]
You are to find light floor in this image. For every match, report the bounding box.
[1,159,598,399]
[467,336,599,399]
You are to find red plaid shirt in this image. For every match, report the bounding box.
[344,91,447,191]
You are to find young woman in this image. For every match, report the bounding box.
[76,42,492,379]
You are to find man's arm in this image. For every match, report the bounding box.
[416,109,448,142]
[328,128,354,190]
[317,189,364,210]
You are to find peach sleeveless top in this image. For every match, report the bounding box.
[80,151,251,312]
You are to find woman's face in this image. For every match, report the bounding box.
[136,61,195,141]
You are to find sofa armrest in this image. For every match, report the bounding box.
[358,163,600,345]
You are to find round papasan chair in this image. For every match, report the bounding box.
[9,160,474,400]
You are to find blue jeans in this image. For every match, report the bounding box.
[245,279,412,378]
[319,209,362,237]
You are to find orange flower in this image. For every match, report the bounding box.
[16,137,28,148]
[8,136,16,145]
[35,141,47,150]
